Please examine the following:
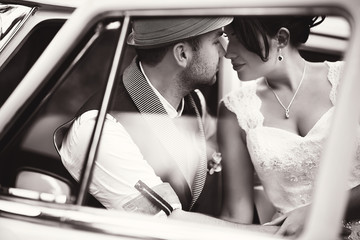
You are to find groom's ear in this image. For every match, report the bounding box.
[173,42,191,68]
[173,42,189,68]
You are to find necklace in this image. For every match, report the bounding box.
[265,62,306,119]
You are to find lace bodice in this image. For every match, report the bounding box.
[222,61,360,214]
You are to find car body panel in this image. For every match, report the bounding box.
[0,198,276,240]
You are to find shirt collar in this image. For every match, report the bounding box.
[139,61,184,118]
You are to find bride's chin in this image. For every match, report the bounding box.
[237,72,249,81]
[237,71,259,81]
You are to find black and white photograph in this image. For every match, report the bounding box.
[0,0,359,239]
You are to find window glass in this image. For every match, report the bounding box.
[0,20,64,107]
[87,14,350,223]
[0,19,122,206]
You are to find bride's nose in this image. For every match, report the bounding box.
[225,43,236,60]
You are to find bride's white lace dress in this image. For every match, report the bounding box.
[223,61,360,239]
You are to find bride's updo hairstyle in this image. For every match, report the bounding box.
[231,15,325,61]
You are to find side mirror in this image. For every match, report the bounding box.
[14,167,74,203]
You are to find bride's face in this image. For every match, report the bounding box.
[224,25,277,81]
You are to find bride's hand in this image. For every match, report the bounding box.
[263,205,309,238]
[264,205,352,239]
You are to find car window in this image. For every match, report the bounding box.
[87,14,349,219]
[0,20,64,108]
[0,19,122,206]
[2,13,350,209]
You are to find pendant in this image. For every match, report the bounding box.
[285,109,290,119]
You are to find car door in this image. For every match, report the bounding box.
[0,1,359,240]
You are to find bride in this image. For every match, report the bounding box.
[217,15,360,239]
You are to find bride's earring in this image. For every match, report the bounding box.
[278,48,284,61]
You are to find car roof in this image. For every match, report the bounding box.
[5,0,85,9]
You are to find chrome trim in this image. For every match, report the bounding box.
[0,4,36,53]
[0,198,274,239]
[0,200,41,217]
[76,15,130,205]
[7,188,68,204]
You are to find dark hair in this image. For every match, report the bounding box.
[135,45,173,66]
[231,16,325,61]
[135,36,201,66]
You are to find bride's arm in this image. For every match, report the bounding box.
[217,101,255,224]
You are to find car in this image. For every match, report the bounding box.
[0,0,358,239]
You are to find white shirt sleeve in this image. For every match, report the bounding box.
[59,110,163,210]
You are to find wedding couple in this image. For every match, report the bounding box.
[54,16,359,239]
